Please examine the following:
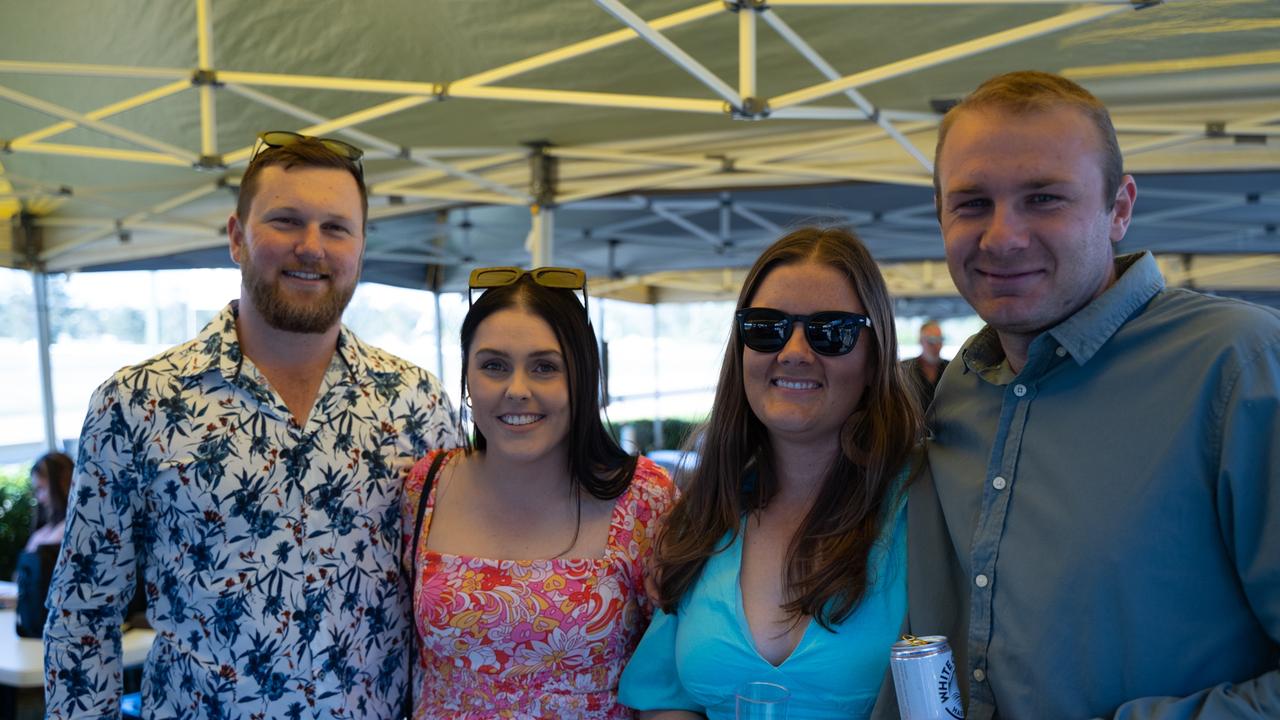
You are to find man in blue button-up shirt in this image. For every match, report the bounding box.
[875,71,1280,719]
[44,133,458,719]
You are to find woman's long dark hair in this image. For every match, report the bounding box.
[654,227,923,629]
[460,275,636,501]
[32,451,74,530]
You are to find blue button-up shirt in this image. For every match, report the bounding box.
[44,302,458,719]
[883,253,1280,719]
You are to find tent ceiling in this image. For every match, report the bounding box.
[1,0,1278,302]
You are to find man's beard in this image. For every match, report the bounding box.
[241,255,357,334]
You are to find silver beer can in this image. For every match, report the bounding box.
[890,635,965,720]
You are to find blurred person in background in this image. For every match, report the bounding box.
[901,319,948,412]
[24,450,72,552]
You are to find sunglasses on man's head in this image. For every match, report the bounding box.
[468,266,589,314]
[250,130,365,175]
[736,307,872,356]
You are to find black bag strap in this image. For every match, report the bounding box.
[402,450,448,718]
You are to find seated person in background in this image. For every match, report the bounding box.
[403,266,677,718]
[620,227,922,719]
[25,450,73,552]
[900,319,947,411]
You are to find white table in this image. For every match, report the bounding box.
[0,609,155,687]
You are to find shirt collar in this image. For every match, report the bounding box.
[1047,251,1164,366]
[175,300,367,381]
[961,251,1165,377]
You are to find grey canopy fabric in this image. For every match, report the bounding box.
[1,0,1277,300]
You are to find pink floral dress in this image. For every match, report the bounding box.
[402,450,676,719]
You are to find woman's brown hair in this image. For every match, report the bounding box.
[653,226,922,628]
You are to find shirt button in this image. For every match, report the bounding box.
[1013,383,1027,397]
[992,476,1007,490]
[974,668,986,682]
[1055,346,1066,357]
[975,574,989,588]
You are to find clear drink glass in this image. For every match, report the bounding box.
[735,681,789,720]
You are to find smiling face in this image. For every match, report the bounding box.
[742,261,871,453]
[936,106,1135,349]
[228,165,365,334]
[467,306,572,465]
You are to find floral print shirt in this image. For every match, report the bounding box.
[402,450,676,719]
[44,302,458,720]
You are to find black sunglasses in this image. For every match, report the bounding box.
[736,307,872,356]
[250,130,365,175]
[468,266,589,315]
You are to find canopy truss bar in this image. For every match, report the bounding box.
[588,204,699,236]
[770,4,1125,110]
[738,199,864,217]
[1065,47,1280,81]
[1123,108,1280,156]
[370,151,527,192]
[216,70,441,95]
[731,203,782,234]
[881,109,943,123]
[769,106,870,120]
[652,203,724,247]
[221,95,438,166]
[10,142,191,166]
[1166,255,1280,287]
[40,182,222,261]
[593,0,743,109]
[0,60,189,79]
[768,0,1146,5]
[196,0,217,158]
[376,187,529,206]
[1114,120,1280,138]
[733,158,933,186]
[1138,197,1248,225]
[10,80,192,148]
[0,84,199,163]
[46,235,229,273]
[548,146,722,169]
[449,84,727,114]
[738,121,931,163]
[761,8,933,171]
[557,165,719,204]
[367,200,454,221]
[452,2,722,90]
[227,82,475,185]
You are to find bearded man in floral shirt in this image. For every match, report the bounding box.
[44,132,458,719]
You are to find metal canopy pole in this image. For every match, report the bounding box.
[33,270,58,450]
[528,145,558,267]
[196,0,218,162]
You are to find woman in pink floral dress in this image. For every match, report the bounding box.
[403,267,676,718]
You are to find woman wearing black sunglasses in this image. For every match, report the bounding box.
[620,227,922,719]
[402,268,677,718]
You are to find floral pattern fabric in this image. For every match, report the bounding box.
[44,301,459,720]
[402,450,675,719]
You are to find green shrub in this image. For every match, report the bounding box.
[0,465,34,579]
[617,417,703,454]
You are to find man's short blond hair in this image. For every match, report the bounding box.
[933,71,1124,210]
